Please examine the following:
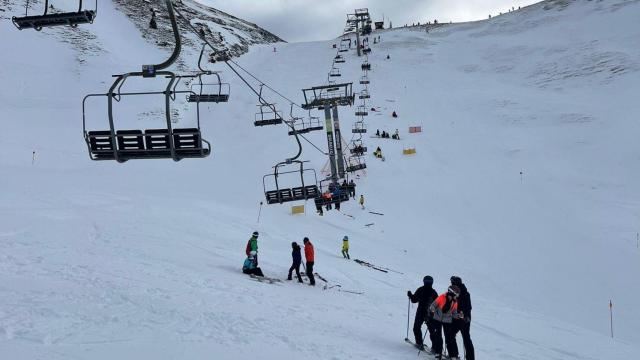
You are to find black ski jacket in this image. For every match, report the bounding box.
[456,283,472,321]
[409,285,438,314]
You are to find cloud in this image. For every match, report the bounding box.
[198,0,540,42]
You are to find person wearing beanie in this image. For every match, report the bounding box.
[428,285,461,359]
[407,276,438,351]
[450,276,474,360]
[287,242,304,283]
[245,231,259,265]
[303,237,315,285]
[341,236,350,259]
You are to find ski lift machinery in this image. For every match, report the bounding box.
[82,0,211,162]
[13,0,97,31]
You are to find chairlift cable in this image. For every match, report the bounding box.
[173,5,329,159]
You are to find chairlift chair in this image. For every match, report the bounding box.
[13,0,97,31]
[350,140,367,155]
[187,44,230,103]
[329,67,341,78]
[334,55,345,64]
[82,0,210,162]
[355,105,368,117]
[352,121,367,134]
[255,104,284,127]
[263,161,320,204]
[360,76,370,85]
[83,74,211,162]
[346,156,367,173]
[359,89,370,99]
[288,108,323,136]
[361,62,371,71]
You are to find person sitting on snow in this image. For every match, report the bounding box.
[243,251,264,277]
[392,111,398,118]
[392,129,400,140]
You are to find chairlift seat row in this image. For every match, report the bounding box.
[255,118,284,127]
[86,128,210,162]
[288,125,324,136]
[355,111,369,116]
[13,10,96,30]
[351,147,368,155]
[347,163,367,172]
[352,127,367,134]
[265,185,320,204]
[187,93,229,103]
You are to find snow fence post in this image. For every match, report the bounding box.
[257,201,263,223]
[609,300,613,338]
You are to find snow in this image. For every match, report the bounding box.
[1,0,640,359]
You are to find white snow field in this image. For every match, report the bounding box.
[1,0,640,359]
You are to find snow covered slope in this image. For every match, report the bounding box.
[1,0,639,359]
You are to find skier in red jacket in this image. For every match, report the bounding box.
[303,237,315,285]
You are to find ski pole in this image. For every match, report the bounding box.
[417,328,428,355]
[405,298,410,341]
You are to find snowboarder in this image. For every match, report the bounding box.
[242,251,264,277]
[341,236,350,259]
[450,276,474,360]
[373,147,383,159]
[392,129,400,140]
[359,194,365,209]
[386,54,390,60]
[392,111,398,118]
[376,129,381,137]
[287,242,304,283]
[407,276,439,351]
[429,285,461,359]
[245,231,259,265]
[303,237,315,285]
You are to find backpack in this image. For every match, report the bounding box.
[245,240,251,256]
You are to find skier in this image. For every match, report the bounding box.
[242,251,264,277]
[359,194,365,209]
[287,242,304,283]
[341,236,350,259]
[429,285,461,359]
[373,147,383,159]
[303,237,315,285]
[376,129,381,137]
[245,231,259,265]
[450,276,474,360]
[348,179,356,198]
[407,276,438,351]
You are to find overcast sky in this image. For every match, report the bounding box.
[199,0,540,42]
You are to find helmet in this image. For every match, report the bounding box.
[343,236,349,240]
[447,285,460,298]
[249,251,257,257]
[450,276,462,286]
[252,231,259,237]
[423,276,433,286]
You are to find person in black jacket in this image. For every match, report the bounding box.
[287,242,304,283]
[450,276,474,360]
[407,275,439,350]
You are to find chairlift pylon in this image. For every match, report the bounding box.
[13,0,97,31]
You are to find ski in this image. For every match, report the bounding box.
[404,339,437,358]
[369,211,384,216]
[249,274,283,284]
[354,259,389,273]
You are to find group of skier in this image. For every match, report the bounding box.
[242,232,317,286]
[407,276,474,360]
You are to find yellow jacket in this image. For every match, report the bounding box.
[342,240,349,251]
